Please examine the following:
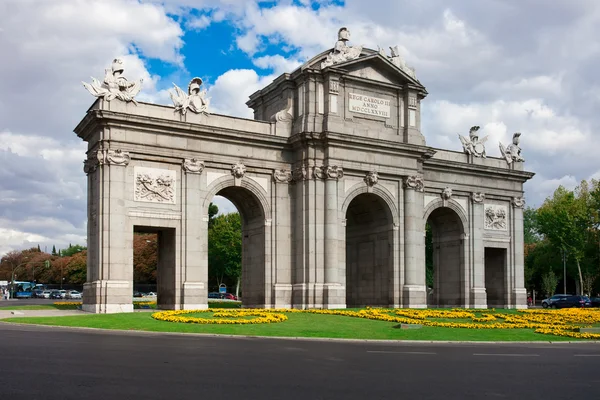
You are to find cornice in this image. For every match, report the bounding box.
[75,109,290,150]
[423,157,535,182]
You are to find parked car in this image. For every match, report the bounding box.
[133,291,144,298]
[41,290,52,299]
[146,292,156,297]
[541,294,570,308]
[208,292,223,299]
[50,291,63,299]
[590,297,600,307]
[59,289,67,299]
[550,295,591,308]
[222,293,238,301]
[32,289,44,298]
[68,290,82,299]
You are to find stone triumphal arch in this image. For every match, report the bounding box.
[76,28,533,313]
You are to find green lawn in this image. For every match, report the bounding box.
[0,310,578,341]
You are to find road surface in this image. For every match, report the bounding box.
[0,323,598,399]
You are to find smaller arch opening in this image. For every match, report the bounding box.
[426,207,466,307]
[209,187,265,307]
[345,193,394,307]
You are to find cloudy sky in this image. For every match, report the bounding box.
[1,0,599,256]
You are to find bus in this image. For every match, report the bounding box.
[11,281,38,299]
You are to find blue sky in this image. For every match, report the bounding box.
[1,0,600,255]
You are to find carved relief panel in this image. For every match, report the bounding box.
[134,167,176,204]
[484,204,508,231]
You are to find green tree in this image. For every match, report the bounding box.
[524,207,540,244]
[537,184,591,294]
[208,202,219,228]
[541,270,559,297]
[133,233,158,283]
[208,212,242,294]
[51,245,57,256]
[425,223,434,288]
[61,244,86,257]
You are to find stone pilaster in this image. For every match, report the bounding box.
[511,197,527,308]
[83,149,133,313]
[323,166,345,309]
[273,169,293,308]
[402,175,426,308]
[181,159,207,310]
[470,192,487,308]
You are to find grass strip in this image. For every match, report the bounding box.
[0,311,579,341]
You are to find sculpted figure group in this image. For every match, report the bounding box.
[83,58,210,115]
[82,58,143,104]
[321,27,363,69]
[458,126,525,165]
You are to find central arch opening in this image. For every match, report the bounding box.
[426,207,466,307]
[210,187,266,307]
[345,193,394,307]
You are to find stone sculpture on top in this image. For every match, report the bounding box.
[499,132,525,164]
[82,58,143,104]
[169,77,210,115]
[321,27,363,69]
[459,126,489,158]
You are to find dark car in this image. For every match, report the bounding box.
[32,289,44,298]
[542,294,570,308]
[550,295,591,308]
[133,291,144,298]
[590,297,600,307]
[208,292,222,299]
[50,291,63,299]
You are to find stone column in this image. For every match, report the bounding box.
[402,175,426,308]
[273,169,293,308]
[181,159,207,310]
[83,149,133,313]
[512,197,527,308]
[323,165,345,309]
[470,192,487,308]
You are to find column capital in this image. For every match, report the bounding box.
[403,175,424,192]
[512,196,526,208]
[106,149,130,166]
[183,158,204,174]
[314,165,344,180]
[273,168,293,183]
[471,192,485,204]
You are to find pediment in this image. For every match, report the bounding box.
[301,49,426,91]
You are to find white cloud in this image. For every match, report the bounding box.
[253,55,303,75]
[207,69,276,117]
[186,14,212,30]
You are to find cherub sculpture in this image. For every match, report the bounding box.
[458,126,489,158]
[321,27,363,69]
[169,77,209,115]
[82,58,143,104]
[499,132,525,164]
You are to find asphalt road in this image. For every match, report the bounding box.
[1,324,599,399]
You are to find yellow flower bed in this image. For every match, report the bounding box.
[53,301,82,306]
[151,309,287,324]
[141,305,599,340]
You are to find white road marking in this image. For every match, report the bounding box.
[473,353,539,357]
[367,350,436,355]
